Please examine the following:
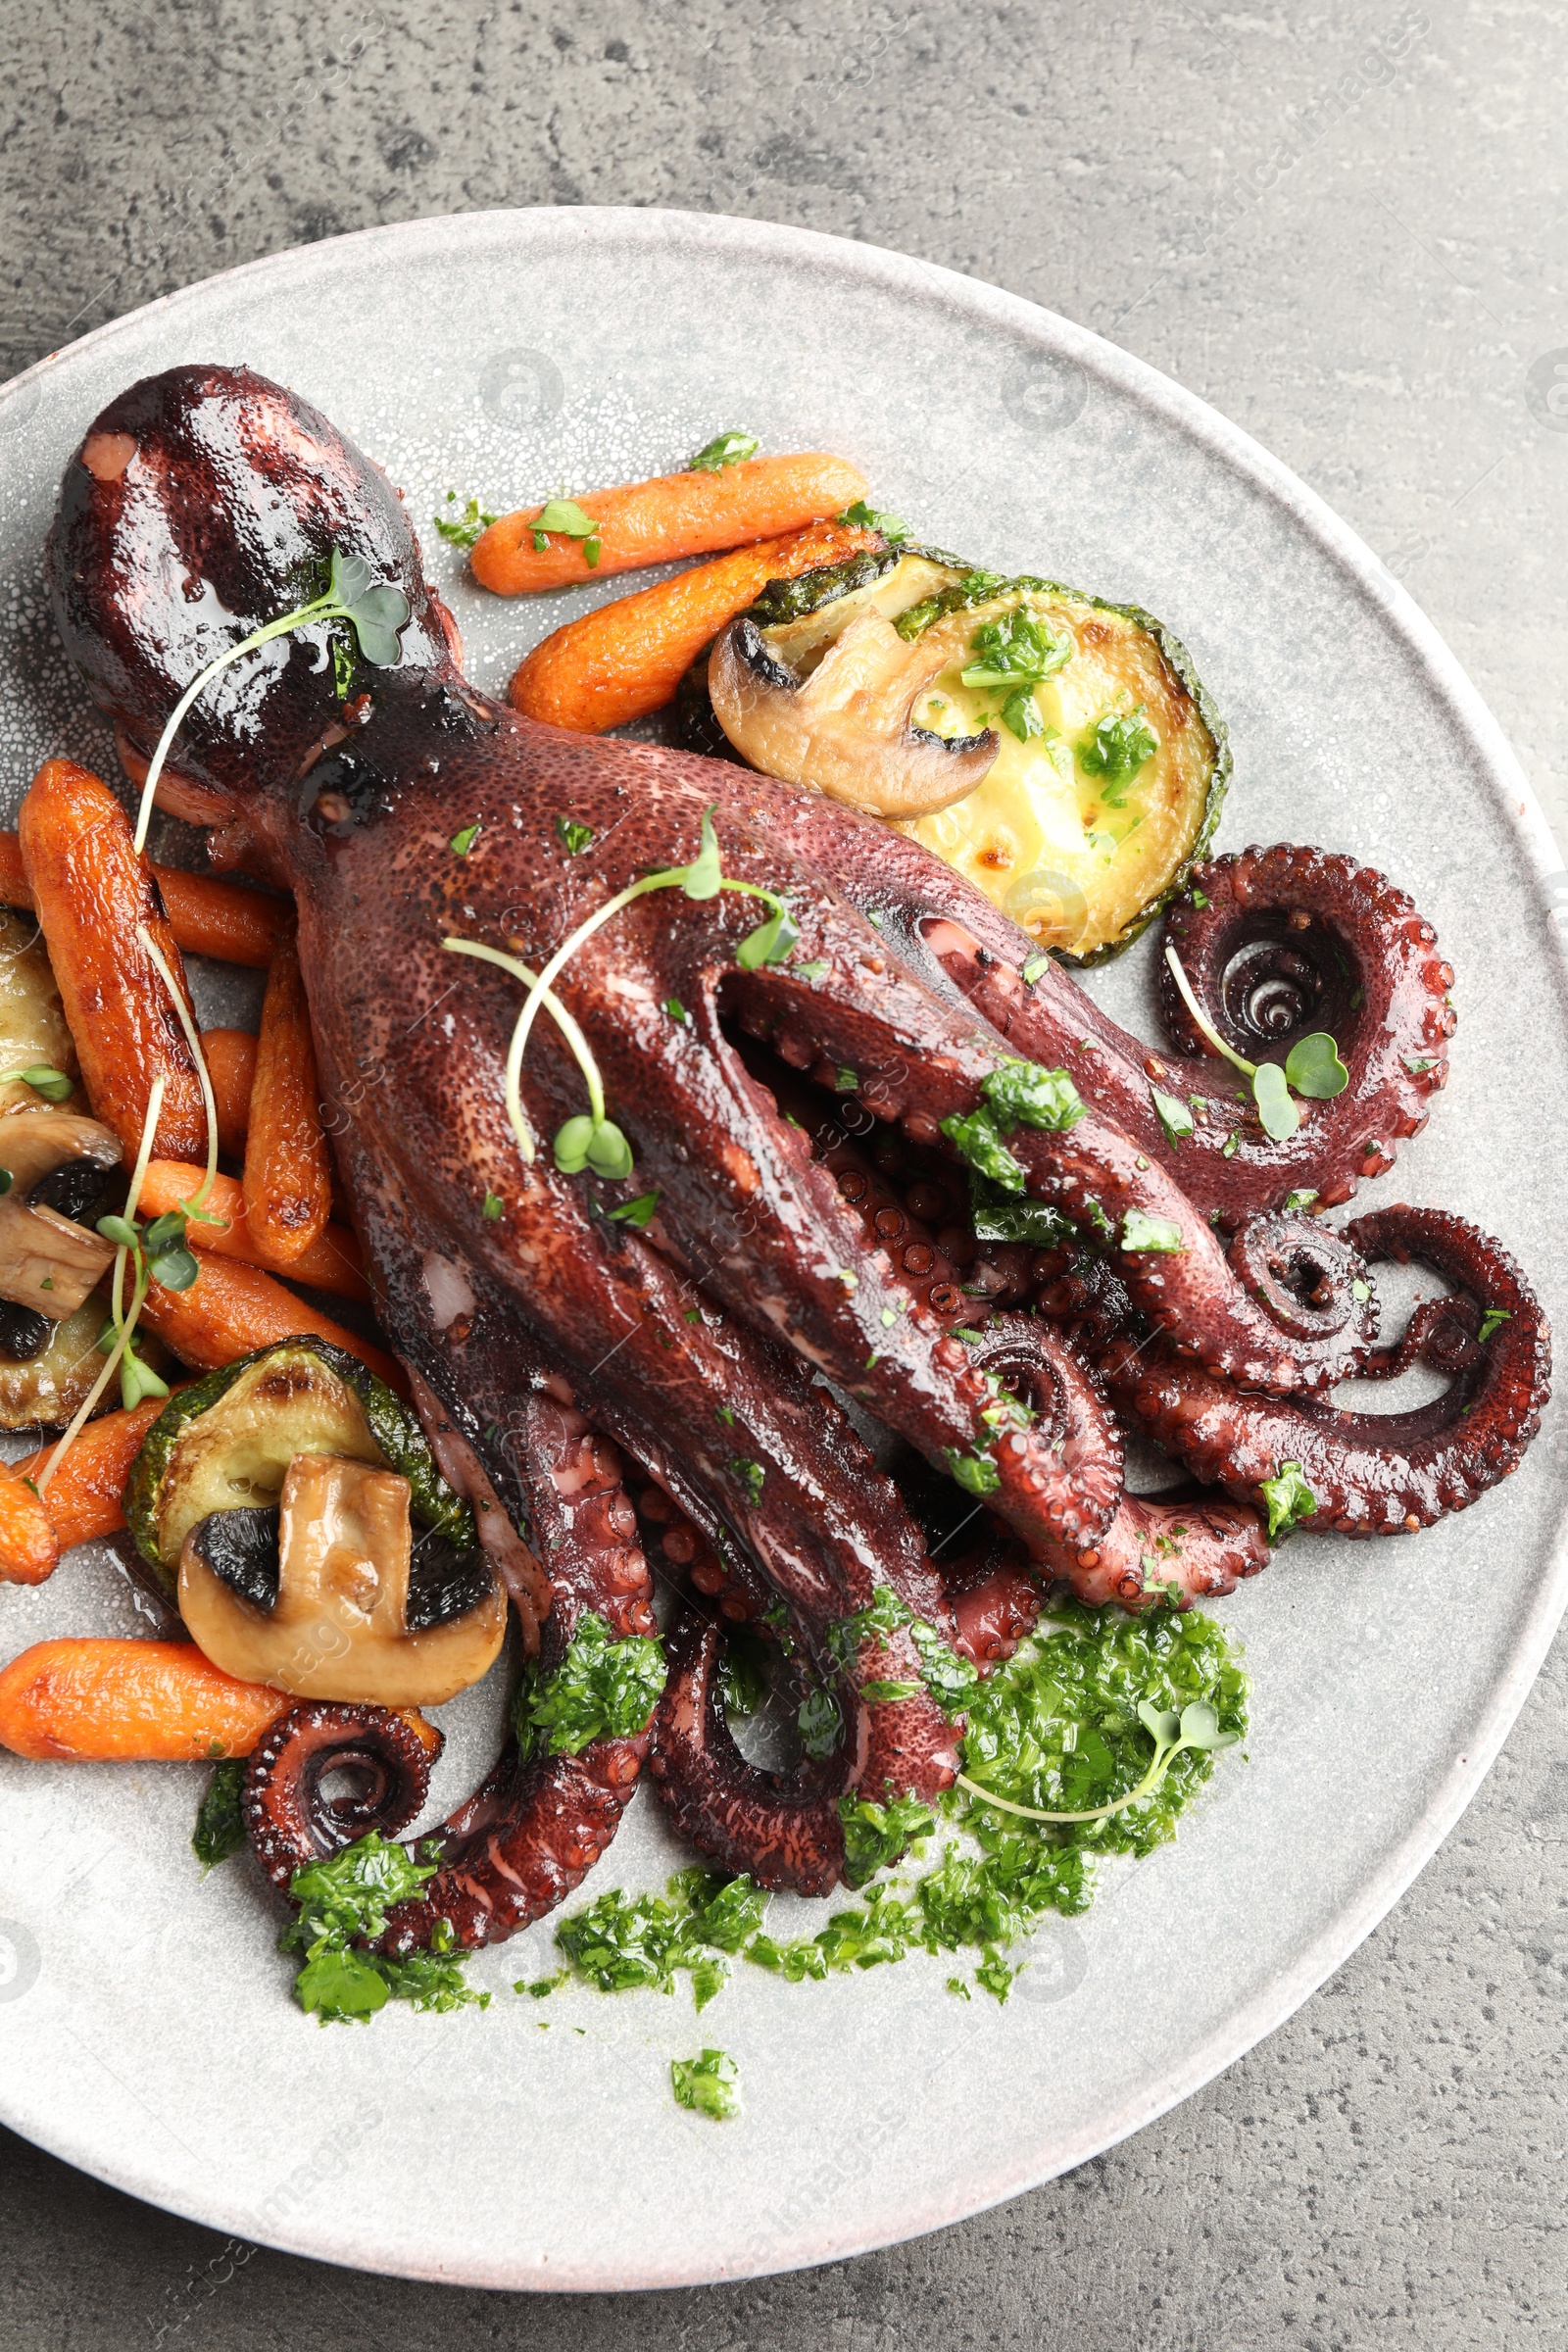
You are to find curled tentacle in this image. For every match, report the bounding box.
[935,1542,1042,1669]
[649,1607,854,1894]
[1102,1206,1551,1537]
[378,1386,656,1953]
[244,1702,436,1890]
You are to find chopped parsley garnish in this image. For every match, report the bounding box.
[663,997,688,1023]
[688,430,760,471]
[960,608,1073,742]
[1121,1208,1187,1254]
[550,1603,1248,2016]
[1284,1189,1319,1213]
[1077,707,1157,798]
[942,1446,1002,1495]
[191,1759,247,1869]
[1151,1086,1195,1146]
[1021,951,1052,986]
[797,1682,844,1759]
[555,815,595,855]
[515,1612,666,1756]
[837,498,908,540]
[826,1584,981,1719]
[941,1058,1085,1194]
[481,1191,504,1220]
[670,2047,739,2119]
[282,1834,487,2024]
[1479,1307,1511,1344]
[967,1170,1075,1248]
[839,1791,936,1887]
[793,959,828,982]
[718,1630,770,1720]
[530,499,602,565]
[730,1457,766,1504]
[449,821,481,858]
[1258,1459,1318,1541]
[434,491,498,549]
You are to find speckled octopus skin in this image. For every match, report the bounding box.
[47,364,1550,1904]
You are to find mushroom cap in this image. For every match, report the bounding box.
[709,609,998,820]
[178,1452,507,1708]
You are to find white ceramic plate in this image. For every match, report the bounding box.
[0,209,1564,2291]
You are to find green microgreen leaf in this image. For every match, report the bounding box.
[1251,1061,1299,1142]
[148,1244,200,1293]
[586,1121,634,1181]
[10,1064,74,1102]
[607,1191,661,1227]
[449,822,481,858]
[735,902,801,969]
[680,808,724,901]
[793,959,828,982]
[1283,1032,1349,1100]
[1121,1208,1187,1254]
[1258,1459,1318,1541]
[688,430,760,471]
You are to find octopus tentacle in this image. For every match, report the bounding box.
[1102,1206,1551,1537]
[243,1702,437,1890]
[783,794,1455,1225]
[649,1606,853,1895]
[1051,1492,1271,1610]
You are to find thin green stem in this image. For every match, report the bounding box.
[132,597,335,854]
[36,1076,167,1493]
[954,1744,1187,1826]
[443,938,606,1164]
[137,927,220,1215]
[1162,944,1256,1080]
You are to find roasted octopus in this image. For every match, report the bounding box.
[43,364,1551,1931]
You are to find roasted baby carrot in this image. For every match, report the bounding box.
[0,1638,288,1760]
[0,1461,61,1586]
[19,760,206,1162]
[138,1161,369,1302]
[138,1252,406,1393]
[470,451,869,595]
[201,1028,258,1158]
[17,1396,174,1550]
[0,831,286,969]
[509,518,887,735]
[243,924,332,1264]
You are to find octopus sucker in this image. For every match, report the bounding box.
[44,362,1551,1935]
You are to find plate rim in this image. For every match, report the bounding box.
[2,201,1566,2290]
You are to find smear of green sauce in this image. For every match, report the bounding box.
[544,1600,1249,2008]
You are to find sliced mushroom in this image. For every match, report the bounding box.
[709,607,999,819]
[177,1451,507,1708]
[0,1111,122,1323]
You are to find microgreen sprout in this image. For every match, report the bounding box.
[1163,945,1348,1143]
[955,1695,1237,1825]
[2,1065,74,1102]
[131,548,409,855]
[451,808,796,1178]
[688,430,760,471]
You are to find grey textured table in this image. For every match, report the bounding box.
[2,4,1565,2343]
